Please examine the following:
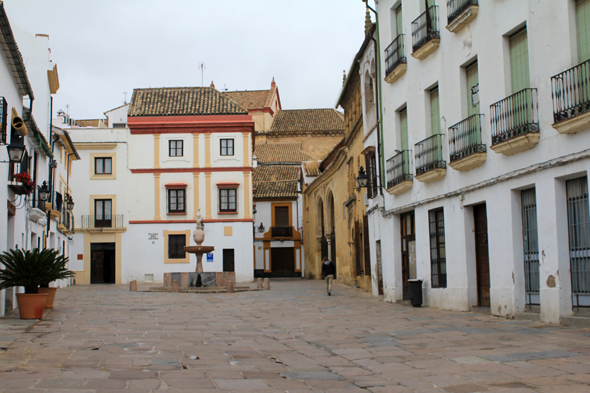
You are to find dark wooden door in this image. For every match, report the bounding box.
[376,240,383,295]
[355,220,362,276]
[474,204,491,307]
[363,215,371,276]
[223,249,235,272]
[91,250,104,283]
[401,211,415,300]
[91,243,116,284]
[271,247,295,277]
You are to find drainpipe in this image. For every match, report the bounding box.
[364,1,385,195]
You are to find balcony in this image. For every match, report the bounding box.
[49,191,63,220]
[490,88,539,155]
[551,60,590,134]
[386,150,413,195]
[412,6,440,60]
[81,214,125,230]
[57,210,75,234]
[446,0,478,33]
[448,114,486,171]
[384,35,407,84]
[271,226,293,238]
[415,134,446,183]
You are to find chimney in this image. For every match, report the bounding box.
[271,77,276,88]
[210,81,215,89]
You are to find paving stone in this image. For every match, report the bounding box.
[214,378,269,389]
[281,371,344,380]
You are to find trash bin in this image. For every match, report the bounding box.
[408,279,423,307]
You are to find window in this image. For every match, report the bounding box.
[365,150,378,199]
[509,28,530,94]
[168,189,186,213]
[95,199,112,228]
[466,61,480,116]
[429,208,446,288]
[95,157,112,175]
[223,249,235,272]
[219,188,237,212]
[169,140,183,157]
[113,123,126,128]
[168,234,186,259]
[577,0,590,63]
[220,139,234,156]
[399,107,409,150]
[430,86,440,136]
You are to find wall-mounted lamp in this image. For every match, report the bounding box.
[38,181,50,202]
[258,223,265,233]
[5,138,26,163]
[356,166,369,188]
[65,194,75,211]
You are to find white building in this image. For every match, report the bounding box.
[362,0,590,324]
[68,87,256,285]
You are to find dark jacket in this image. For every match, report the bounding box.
[321,260,336,278]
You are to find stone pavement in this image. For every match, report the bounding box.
[1,280,590,393]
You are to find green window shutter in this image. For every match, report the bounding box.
[509,28,530,94]
[430,87,440,136]
[466,61,480,117]
[577,0,590,63]
[400,108,408,151]
[426,0,436,9]
[396,6,403,36]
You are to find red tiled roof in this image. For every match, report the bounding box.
[128,87,248,117]
[254,143,313,164]
[223,90,270,111]
[253,165,300,199]
[270,109,344,133]
[303,161,321,177]
[76,119,107,127]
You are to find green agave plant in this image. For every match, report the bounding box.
[0,248,75,294]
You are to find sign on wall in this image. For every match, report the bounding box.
[206,253,214,262]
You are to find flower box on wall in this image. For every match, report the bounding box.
[8,181,29,195]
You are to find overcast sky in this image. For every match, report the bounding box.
[4,0,368,120]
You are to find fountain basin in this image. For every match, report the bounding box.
[184,245,215,254]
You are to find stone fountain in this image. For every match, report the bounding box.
[184,209,214,274]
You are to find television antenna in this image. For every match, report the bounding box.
[199,62,206,87]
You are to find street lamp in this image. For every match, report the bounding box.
[258,223,265,233]
[356,166,369,188]
[6,139,26,163]
[38,181,50,202]
[65,194,75,211]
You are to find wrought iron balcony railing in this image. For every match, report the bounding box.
[81,214,124,229]
[412,6,440,53]
[415,134,446,176]
[447,0,478,25]
[490,88,539,145]
[448,114,486,162]
[58,209,75,233]
[386,150,412,189]
[271,226,293,238]
[551,59,590,123]
[385,34,406,76]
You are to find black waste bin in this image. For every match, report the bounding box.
[408,279,423,307]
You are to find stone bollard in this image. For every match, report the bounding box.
[164,273,171,287]
[181,272,189,289]
[227,281,234,293]
[129,280,137,292]
[263,278,270,290]
[257,277,263,289]
[172,280,179,293]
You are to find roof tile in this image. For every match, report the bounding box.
[254,143,313,164]
[253,165,300,199]
[270,109,344,133]
[223,90,270,111]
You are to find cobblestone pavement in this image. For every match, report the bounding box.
[1,280,590,393]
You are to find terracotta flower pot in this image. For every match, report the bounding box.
[38,287,57,308]
[16,293,48,319]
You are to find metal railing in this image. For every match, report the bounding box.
[447,0,478,25]
[415,134,446,176]
[53,191,63,212]
[58,210,75,232]
[385,34,406,77]
[412,6,440,53]
[490,88,539,145]
[551,59,590,123]
[80,214,124,229]
[386,150,412,189]
[448,114,486,162]
[271,226,293,238]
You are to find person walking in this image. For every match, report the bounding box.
[321,256,336,296]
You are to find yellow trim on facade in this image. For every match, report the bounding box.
[154,134,160,169]
[193,134,199,168]
[242,133,249,167]
[193,173,200,217]
[154,173,161,220]
[205,133,211,168]
[90,194,117,217]
[163,229,191,264]
[79,230,123,285]
[271,201,292,227]
[205,173,212,219]
[224,226,233,236]
[90,152,117,180]
[243,171,251,219]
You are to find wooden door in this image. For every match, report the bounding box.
[271,248,295,277]
[91,250,104,283]
[355,221,362,276]
[363,215,371,276]
[376,240,384,295]
[401,211,415,300]
[474,204,491,307]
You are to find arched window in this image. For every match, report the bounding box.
[364,70,375,109]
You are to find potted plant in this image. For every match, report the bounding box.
[9,172,35,194]
[0,248,74,319]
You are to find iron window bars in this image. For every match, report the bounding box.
[448,114,486,162]
[415,134,446,176]
[385,35,406,77]
[386,150,412,189]
[412,6,440,54]
[551,59,590,123]
[490,88,538,146]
